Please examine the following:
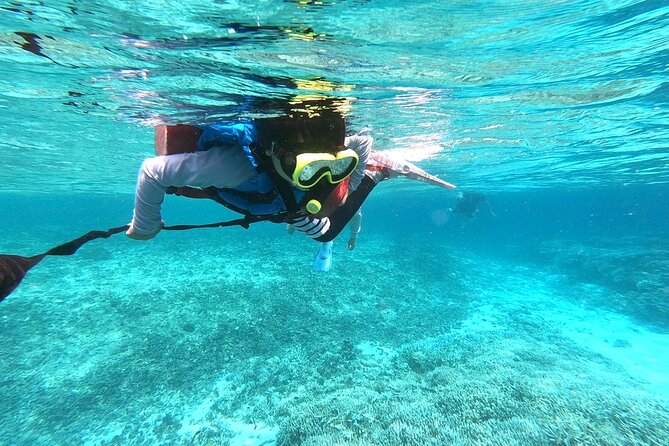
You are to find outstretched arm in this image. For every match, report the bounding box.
[127,147,255,239]
[367,151,456,190]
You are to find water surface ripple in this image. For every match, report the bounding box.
[0,0,667,193]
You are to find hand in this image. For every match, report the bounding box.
[368,168,392,184]
[126,220,165,241]
[286,224,296,235]
[347,235,357,251]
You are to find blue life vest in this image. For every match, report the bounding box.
[195,123,305,217]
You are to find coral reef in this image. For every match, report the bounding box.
[1,231,668,446]
[533,236,669,329]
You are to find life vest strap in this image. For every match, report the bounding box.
[166,186,210,199]
[251,145,303,215]
[163,215,276,231]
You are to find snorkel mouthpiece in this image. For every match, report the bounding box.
[306,199,322,214]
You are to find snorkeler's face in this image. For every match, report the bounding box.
[271,147,358,190]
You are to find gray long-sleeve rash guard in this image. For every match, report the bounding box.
[128,134,373,238]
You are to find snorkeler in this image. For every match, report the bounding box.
[127,113,378,242]
[450,192,496,218]
[126,113,456,246]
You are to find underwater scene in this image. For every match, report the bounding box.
[1,1,668,445]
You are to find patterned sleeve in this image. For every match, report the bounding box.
[287,216,331,239]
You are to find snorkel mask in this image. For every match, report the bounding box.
[271,145,359,190]
[257,112,355,215]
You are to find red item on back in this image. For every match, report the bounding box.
[155,125,202,156]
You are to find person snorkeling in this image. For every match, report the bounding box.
[450,191,496,219]
[126,111,456,253]
[126,112,380,243]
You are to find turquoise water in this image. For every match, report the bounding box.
[1,0,668,445]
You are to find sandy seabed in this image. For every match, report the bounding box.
[1,228,668,446]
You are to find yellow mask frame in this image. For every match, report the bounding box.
[289,149,359,189]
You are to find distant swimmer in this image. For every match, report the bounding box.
[451,192,496,218]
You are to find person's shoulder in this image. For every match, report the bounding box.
[344,134,374,155]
